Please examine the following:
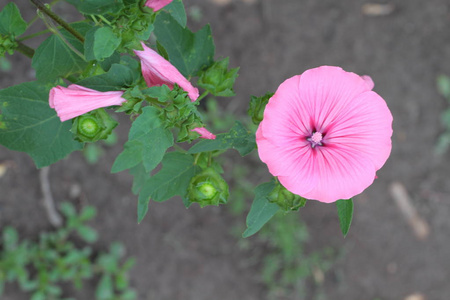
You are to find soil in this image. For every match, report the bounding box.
[1,0,450,299]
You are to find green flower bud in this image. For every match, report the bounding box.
[268,182,307,212]
[198,58,239,97]
[0,34,18,57]
[248,92,274,125]
[187,168,229,207]
[71,108,118,142]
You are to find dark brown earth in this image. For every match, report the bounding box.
[1,0,450,299]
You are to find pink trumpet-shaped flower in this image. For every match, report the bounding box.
[134,43,199,102]
[144,0,173,11]
[256,66,393,203]
[191,127,216,140]
[49,84,126,122]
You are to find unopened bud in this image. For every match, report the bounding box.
[187,168,229,207]
[71,108,118,142]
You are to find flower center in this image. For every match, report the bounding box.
[307,132,323,148]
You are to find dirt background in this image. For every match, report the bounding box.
[1,0,450,299]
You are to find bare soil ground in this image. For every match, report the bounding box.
[1,0,450,299]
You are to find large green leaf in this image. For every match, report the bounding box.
[111,106,173,173]
[65,0,124,15]
[0,82,82,168]
[188,121,255,156]
[154,12,215,77]
[164,0,186,27]
[84,26,121,61]
[243,181,279,238]
[31,23,91,83]
[0,2,27,36]
[336,198,354,237]
[76,64,137,91]
[137,152,196,223]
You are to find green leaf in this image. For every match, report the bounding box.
[437,75,450,101]
[96,274,114,300]
[66,0,124,15]
[0,82,82,168]
[137,152,196,223]
[77,225,98,243]
[0,3,27,36]
[243,181,279,238]
[31,23,91,83]
[111,106,173,173]
[129,163,148,195]
[76,64,137,91]
[336,198,353,237]
[84,26,121,61]
[164,0,187,27]
[188,121,255,156]
[154,12,215,77]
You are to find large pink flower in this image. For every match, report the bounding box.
[144,0,173,11]
[134,43,199,102]
[256,66,393,203]
[49,84,126,122]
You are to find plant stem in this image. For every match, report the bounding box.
[18,28,52,41]
[39,166,63,228]
[30,0,85,43]
[16,41,35,58]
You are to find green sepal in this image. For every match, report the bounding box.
[268,182,307,212]
[198,57,239,97]
[186,168,229,208]
[71,108,118,142]
[248,92,274,125]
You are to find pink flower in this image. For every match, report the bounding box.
[144,0,173,11]
[49,84,126,122]
[191,127,216,139]
[256,66,393,203]
[134,43,199,102]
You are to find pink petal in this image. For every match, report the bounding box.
[191,127,216,139]
[361,75,374,90]
[134,43,199,102]
[144,0,173,11]
[49,84,126,122]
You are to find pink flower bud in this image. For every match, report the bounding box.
[49,84,126,122]
[134,42,199,102]
[191,127,216,140]
[144,0,173,11]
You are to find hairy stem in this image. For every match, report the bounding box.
[30,0,85,43]
[16,41,35,58]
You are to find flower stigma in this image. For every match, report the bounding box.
[307,131,323,148]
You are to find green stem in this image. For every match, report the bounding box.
[16,41,35,58]
[28,0,61,27]
[30,0,85,43]
[98,15,112,26]
[197,91,209,102]
[18,28,52,41]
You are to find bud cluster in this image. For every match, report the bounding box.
[0,34,18,57]
[198,58,239,97]
[268,182,307,212]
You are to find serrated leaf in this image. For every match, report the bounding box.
[0,2,27,36]
[154,12,214,77]
[164,0,186,27]
[243,181,279,238]
[76,64,137,91]
[32,23,91,83]
[111,106,173,173]
[188,121,255,156]
[66,0,124,15]
[336,198,353,237]
[137,152,196,223]
[84,26,121,61]
[0,82,82,168]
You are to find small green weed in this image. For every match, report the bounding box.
[436,75,450,154]
[0,202,135,300]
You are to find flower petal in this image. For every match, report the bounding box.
[144,0,173,11]
[134,43,199,101]
[191,127,216,139]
